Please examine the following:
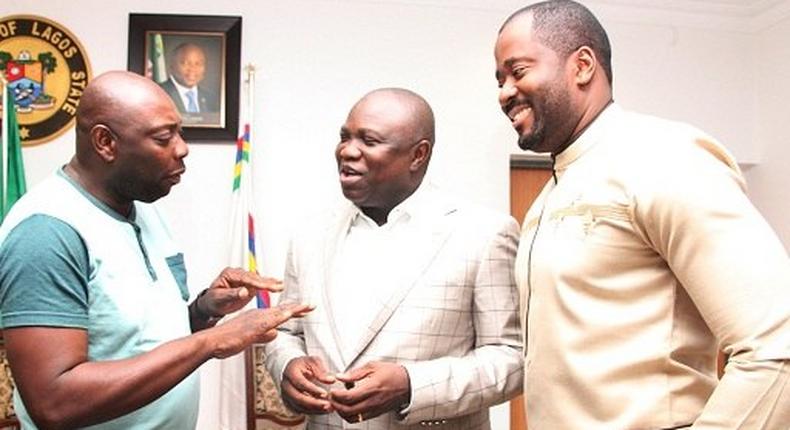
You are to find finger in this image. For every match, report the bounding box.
[306,358,336,385]
[214,287,250,305]
[286,369,331,400]
[314,371,336,385]
[263,308,295,327]
[220,269,284,292]
[283,380,332,413]
[329,381,375,406]
[330,396,378,420]
[277,302,315,318]
[259,329,278,343]
[240,272,283,292]
[257,276,284,292]
[335,365,372,383]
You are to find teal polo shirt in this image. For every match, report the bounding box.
[0,169,199,429]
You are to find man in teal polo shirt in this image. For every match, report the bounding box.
[0,71,311,429]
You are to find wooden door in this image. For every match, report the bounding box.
[508,155,553,430]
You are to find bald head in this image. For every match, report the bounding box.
[68,70,187,215]
[354,88,435,147]
[76,71,178,158]
[336,87,435,225]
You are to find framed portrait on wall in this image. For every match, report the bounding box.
[127,14,241,142]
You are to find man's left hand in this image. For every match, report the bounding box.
[330,361,411,423]
[198,268,283,318]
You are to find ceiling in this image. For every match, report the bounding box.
[594,0,788,17]
[358,0,790,31]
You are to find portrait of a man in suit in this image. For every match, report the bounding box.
[159,42,220,116]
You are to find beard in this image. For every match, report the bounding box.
[517,119,546,151]
[110,167,172,207]
[514,76,573,154]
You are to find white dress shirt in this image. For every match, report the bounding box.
[330,185,427,350]
[169,76,200,113]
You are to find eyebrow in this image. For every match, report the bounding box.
[147,123,180,135]
[357,127,384,139]
[504,56,531,68]
[496,56,533,80]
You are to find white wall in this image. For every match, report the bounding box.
[2,1,788,429]
[745,15,790,249]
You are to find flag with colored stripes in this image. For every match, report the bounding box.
[228,123,269,308]
[220,122,263,430]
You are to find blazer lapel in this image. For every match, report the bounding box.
[319,204,356,370]
[345,197,458,369]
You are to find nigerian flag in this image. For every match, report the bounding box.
[1,84,26,224]
[150,33,168,84]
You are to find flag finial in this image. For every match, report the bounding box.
[243,64,256,84]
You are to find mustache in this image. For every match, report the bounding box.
[502,97,531,117]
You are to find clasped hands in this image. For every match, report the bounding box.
[282,357,411,423]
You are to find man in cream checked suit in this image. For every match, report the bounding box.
[265,88,523,429]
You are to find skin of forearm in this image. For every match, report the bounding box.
[18,332,215,429]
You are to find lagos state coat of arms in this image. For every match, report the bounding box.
[0,15,91,146]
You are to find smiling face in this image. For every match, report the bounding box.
[171,44,206,88]
[495,14,577,155]
[335,91,423,221]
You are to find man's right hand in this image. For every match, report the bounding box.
[281,356,336,414]
[208,303,313,359]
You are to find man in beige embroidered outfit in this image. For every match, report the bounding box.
[495,1,790,428]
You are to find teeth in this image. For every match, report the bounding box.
[510,106,531,122]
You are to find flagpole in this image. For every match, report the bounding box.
[242,63,263,308]
[1,75,9,215]
[244,64,255,157]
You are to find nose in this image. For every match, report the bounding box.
[498,78,517,109]
[336,140,361,160]
[174,132,189,159]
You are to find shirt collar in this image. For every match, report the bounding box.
[170,75,197,94]
[57,166,138,223]
[350,181,434,228]
[554,102,620,172]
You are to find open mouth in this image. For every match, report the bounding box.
[339,165,362,178]
[508,104,532,123]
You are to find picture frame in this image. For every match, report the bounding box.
[127,13,241,142]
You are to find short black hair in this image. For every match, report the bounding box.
[501,0,613,85]
[170,42,205,61]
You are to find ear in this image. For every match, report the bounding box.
[91,124,117,163]
[572,46,597,87]
[410,139,432,172]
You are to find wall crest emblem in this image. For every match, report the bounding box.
[0,15,92,146]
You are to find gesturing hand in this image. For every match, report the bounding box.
[199,268,284,318]
[209,302,312,359]
[330,361,411,423]
[281,356,336,415]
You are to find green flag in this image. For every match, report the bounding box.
[1,85,26,224]
[150,33,168,84]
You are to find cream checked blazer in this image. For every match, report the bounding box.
[265,189,523,429]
